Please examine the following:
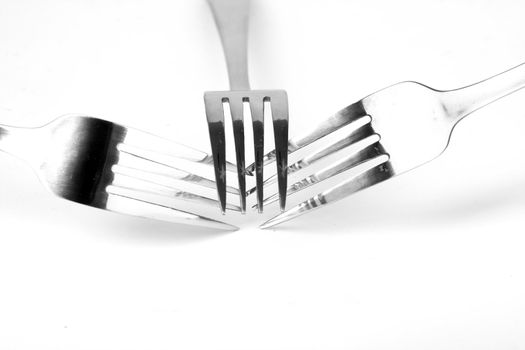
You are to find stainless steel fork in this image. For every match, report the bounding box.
[259,61,525,228]
[0,115,239,230]
[204,0,289,214]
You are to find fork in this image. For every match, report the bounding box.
[204,0,289,214]
[0,115,239,230]
[259,61,525,228]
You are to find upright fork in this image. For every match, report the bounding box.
[257,61,525,228]
[0,115,239,230]
[204,0,289,214]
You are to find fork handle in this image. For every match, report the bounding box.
[207,0,251,90]
[442,61,525,122]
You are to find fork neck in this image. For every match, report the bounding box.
[207,0,251,90]
[441,61,525,124]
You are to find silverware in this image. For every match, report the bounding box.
[259,62,525,228]
[0,115,239,230]
[204,0,289,214]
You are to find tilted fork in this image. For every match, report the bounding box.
[204,0,289,214]
[0,115,239,230]
[258,61,525,228]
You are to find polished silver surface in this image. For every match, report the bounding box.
[0,115,239,230]
[204,0,289,214]
[260,61,525,228]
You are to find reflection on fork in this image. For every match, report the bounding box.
[0,115,240,230]
[250,62,525,228]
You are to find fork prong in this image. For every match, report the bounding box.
[204,93,227,214]
[249,96,265,213]
[123,128,238,173]
[199,154,239,173]
[182,174,240,196]
[106,186,238,231]
[254,140,384,209]
[270,91,289,212]
[246,101,367,174]
[246,120,374,196]
[230,98,247,213]
[111,165,241,211]
[118,145,240,195]
[260,160,393,229]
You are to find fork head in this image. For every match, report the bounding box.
[258,82,459,228]
[204,89,289,214]
[363,82,456,171]
[6,115,239,230]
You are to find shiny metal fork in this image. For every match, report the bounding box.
[204,0,289,214]
[0,115,239,230]
[259,61,525,228]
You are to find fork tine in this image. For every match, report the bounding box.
[229,98,247,213]
[118,144,240,195]
[204,93,227,214]
[270,91,289,211]
[246,101,367,174]
[106,186,238,231]
[246,120,374,195]
[249,96,265,213]
[181,173,239,196]
[199,154,239,173]
[111,165,241,211]
[260,160,393,229]
[122,128,238,173]
[287,121,374,174]
[255,140,384,208]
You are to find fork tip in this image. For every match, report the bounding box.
[203,219,239,231]
[259,214,284,229]
[216,219,239,231]
[260,205,301,229]
[259,220,275,229]
[220,224,240,231]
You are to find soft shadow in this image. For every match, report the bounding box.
[88,213,234,245]
[1,191,232,246]
[265,175,525,233]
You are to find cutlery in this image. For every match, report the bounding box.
[258,61,525,228]
[0,115,239,230]
[204,0,289,213]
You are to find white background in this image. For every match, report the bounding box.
[1,0,525,349]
